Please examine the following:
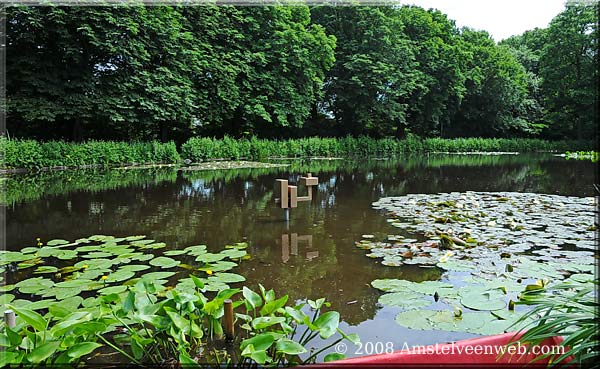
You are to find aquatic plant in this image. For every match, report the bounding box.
[509,278,598,367]
[180,136,593,162]
[563,151,599,162]
[364,192,595,335]
[0,235,357,366]
[0,138,180,170]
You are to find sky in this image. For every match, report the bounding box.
[400,0,566,41]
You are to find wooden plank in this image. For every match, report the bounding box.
[288,185,298,208]
[276,179,288,208]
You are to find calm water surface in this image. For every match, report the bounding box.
[3,153,596,358]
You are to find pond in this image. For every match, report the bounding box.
[2,153,597,361]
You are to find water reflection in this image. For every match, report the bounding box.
[3,153,596,351]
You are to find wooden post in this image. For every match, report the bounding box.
[4,310,16,328]
[288,185,298,208]
[276,179,289,209]
[223,299,234,340]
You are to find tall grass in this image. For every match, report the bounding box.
[1,136,594,170]
[180,136,593,162]
[1,138,180,170]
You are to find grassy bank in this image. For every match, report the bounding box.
[180,136,594,161]
[1,138,179,170]
[1,136,594,170]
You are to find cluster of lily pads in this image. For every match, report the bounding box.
[1,235,249,312]
[362,192,596,334]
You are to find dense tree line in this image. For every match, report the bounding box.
[5,3,597,142]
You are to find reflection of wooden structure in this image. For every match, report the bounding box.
[281,233,318,263]
[275,173,318,221]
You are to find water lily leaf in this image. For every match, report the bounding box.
[89,235,115,241]
[460,290,507,311]
[226,242,248,250]
[1,251,31,263]
[130,254,154,262]
[163,250,188,256]
[141,243,166,250]
[395,310,436,330]
[33,266,59,274]
[21,247,39,254]
[105,270,135,283]
[16,277,54,294]
[124,235,146,241]
[149,257,180,269]
[98,285,128,295]
[140,272,176,281]
[184,245,207,256]
[208,273,245,284]
[378,292,431,309]
[130,239,155,246]
[0,284,15,292]
[198,261,238,272]
[436,259,475,272]
[47,239,70,246]
[195,253,226,263]
[82,252,113,259]
[0,293,15,305]
[221,249,247,259]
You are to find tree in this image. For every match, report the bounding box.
[394,6,466,137]
[539,3,597,140]
[311,5,420,137]
[7,6,199,141]
[448,29,531,137]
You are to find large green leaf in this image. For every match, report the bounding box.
[26,341,61,362]
[276,338,306,355]
[240,333,275,351]
[313,311,340,339]
[67,342,103,359]
[9,306,47,331]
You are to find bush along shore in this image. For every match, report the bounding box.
[1,136,595,171]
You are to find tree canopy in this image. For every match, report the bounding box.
[6,3,597,142]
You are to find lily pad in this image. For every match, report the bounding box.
[378,292,431,309]
[98,285,128,295]
[149,257,180,269]
[47,239,70,246]
[395,309,436,330]
[460,290,507,311]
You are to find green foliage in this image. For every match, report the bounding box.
[564,151,599,162]
[539,4,598,140]
[510,279,598,366]
[0,137,180,170]
[0,305,107,366]
[180,136,591,161]
[6,4,597,141]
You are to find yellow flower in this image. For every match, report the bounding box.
[101,275,108,280]
[439,256,448,263]
[82,265,89,269]
[445,251,454,257]
[205,270,213,275]
[36,237,41,241]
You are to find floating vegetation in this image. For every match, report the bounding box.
[0,235,249,311]
[364,192,596,335]
[179,161,288,171]
[560,151,599,162]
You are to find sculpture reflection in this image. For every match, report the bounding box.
[281,233,318,263]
